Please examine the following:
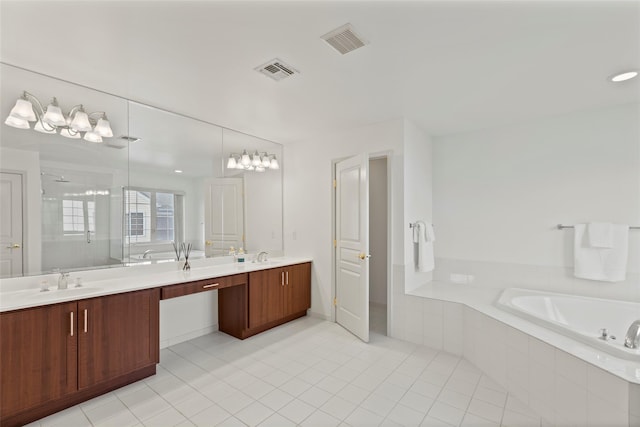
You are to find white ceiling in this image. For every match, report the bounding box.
[1,1,639,144]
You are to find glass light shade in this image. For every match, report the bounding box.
[60,128,81,139]
[251,150,261,166]
[34,120,56,134]
[70,110,92,132]
[241,150,251,166]
[256,166,265,172]
[4,115,30,129]
[235,162,244,170]
[43,101,66,127]
[247,165,255,171]
[261,155,271,167]
[94,117,113,137]
[227,155,237,169]
[270,156,280,169]
[83,131,103,143]
[9,98,37,121]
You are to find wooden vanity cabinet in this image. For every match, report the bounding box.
[218,262,311,340]
[248,267,285,328]
[0,302,78,419]
[283,262,311,317]
[245,262,311,336]
[78,289,159,389]
[0,288,159,427]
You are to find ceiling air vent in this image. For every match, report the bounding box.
[321,23,367,55]
[255,59,299,82]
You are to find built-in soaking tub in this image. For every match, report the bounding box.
[497,288,640,360]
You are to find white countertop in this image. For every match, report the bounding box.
[408,281,640,385]
[0,257,312,313]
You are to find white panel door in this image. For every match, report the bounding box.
[204,178,244,256]
[335,154,370,342]
[0,172,23,278]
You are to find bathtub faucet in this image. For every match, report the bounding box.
[624,320,640,349]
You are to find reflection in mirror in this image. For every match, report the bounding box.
[222,129,283,257]
[0,64,129,278]
[0,64,285,277]
[126,102,223,263]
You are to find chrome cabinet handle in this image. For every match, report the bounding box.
[203,283,219,289]
[70,311,74,337]
[84,309,88,333]
[286,271,289,285]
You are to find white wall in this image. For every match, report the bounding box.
[0,147,41,275]
[403,120,434,292]
[433,103,640,298]
[369,158,388,306]
[284,118,406,320]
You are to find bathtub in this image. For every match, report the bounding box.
[497,288,640,360]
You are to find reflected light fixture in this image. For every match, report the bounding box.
[4,91,114,143]
[226,151,280,172]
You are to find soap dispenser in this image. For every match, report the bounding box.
[237,247,245,263]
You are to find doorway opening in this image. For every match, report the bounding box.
[368,156,388,336]
[332,152,390,342]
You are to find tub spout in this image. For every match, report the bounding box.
[624,320,640,349]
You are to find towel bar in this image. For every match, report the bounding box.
[556,224,640,230]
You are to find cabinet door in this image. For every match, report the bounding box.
[0,302,77,418]
[77,289,159,389]
[248,268,284,329]
[284,263,311,316]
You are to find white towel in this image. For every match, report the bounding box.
[574,223,629,282]
[414,221,435,273]
[587,222,613,248]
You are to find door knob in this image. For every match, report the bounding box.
[205,240,213,246]
[6,243,21,249]
[359,253,371,260]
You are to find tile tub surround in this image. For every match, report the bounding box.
[0,256,312,313]
[28,317,546,427]
[401,282,638,426]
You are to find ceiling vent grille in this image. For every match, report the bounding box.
[321,23,367,55]
[255,59,299,81]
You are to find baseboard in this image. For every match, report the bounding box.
[308,310,331,321]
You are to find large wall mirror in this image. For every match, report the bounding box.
[0,63,284,278]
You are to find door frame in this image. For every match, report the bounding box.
[331,151,393,336]
[0,169,27,276]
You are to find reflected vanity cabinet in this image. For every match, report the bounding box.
[0,288,159,427]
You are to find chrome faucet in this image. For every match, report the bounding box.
[57,271,69,290]
[256,251,269,263]
[624,320,640,349]
[142,249,155,259]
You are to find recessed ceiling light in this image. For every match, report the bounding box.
[174,169,183,174]
[609,71,638,82]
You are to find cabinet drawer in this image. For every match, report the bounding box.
[161,273,247,299]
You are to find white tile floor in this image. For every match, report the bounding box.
[29,317,544,427]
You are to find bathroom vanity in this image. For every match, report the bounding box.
[0,260,311,427]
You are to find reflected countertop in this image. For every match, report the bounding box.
[0,256,312,313]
